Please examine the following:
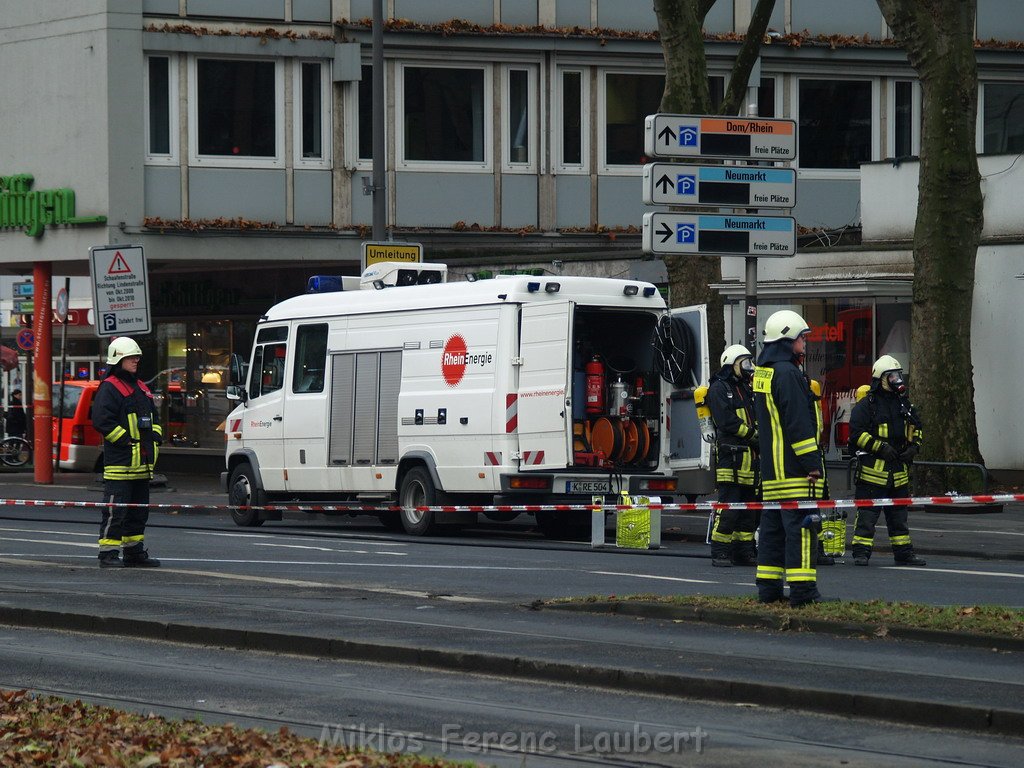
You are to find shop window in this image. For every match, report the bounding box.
[560,70,585,168]
[297,61,330,164]
[798,79,873,169]
[192,57,282,162]
[402,65,488,164]
[145,55,178,163]
[603,72,664,166]
[983,83,1024,154]
[292,324,327,393]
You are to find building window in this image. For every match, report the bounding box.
[983,83,1024,154]
[191,57,283,164]
[894,80,914,157]
[505,66,538,169]
[798,79,873,170]
[560,70,585,169]
[296,61,330,164]
[358,64,373,161]
[757,77,776,118]
[145,55,177,163]
[603,72,664,167]
[401,65,488,165]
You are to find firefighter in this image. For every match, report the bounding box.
[707,344,759,567]
[849,355,926,567]
[752,310,831,607]
[92,337,163,568]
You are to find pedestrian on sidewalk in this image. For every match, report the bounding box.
[752,310,832,607]
[5,389,26,438]
[849,354,926,567]
[92,337,163,569]
[707,344,759,567]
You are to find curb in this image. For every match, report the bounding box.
[546,601,1024,653]
[0,606,1022,737]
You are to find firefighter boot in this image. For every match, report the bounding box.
[894,549,927,567]
[123,549,161,568]
[710,542,733,567]
[852,543,870,567]
[731,542,757,567]
[98,552,124,569]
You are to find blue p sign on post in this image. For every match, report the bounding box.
[676,223,696,243]
[677,174,696,196]
[678,126,698,146]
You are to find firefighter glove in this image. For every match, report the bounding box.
[878,443,900,463]
[900,444,920,464]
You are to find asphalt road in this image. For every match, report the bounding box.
[1,472,1023,766]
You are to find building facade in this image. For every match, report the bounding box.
[1,0,1022,471]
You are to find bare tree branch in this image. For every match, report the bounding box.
[720,0,777,115]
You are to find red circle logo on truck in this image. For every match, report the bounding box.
[441,334,468,387]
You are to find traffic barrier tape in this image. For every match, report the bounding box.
[0,494,1021,514]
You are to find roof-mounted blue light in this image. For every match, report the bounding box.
[527,281,541,292]
[306,275,344,294]
[643,286,657,297]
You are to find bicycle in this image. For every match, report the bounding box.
[0,436,31,467]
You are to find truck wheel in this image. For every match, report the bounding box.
[399,466,439,536]
[228,462,266,527]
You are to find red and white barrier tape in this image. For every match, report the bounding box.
[1,494,1021,514]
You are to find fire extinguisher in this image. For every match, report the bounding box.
[585,355,605,414]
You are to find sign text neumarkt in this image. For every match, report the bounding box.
[89,245,152,337]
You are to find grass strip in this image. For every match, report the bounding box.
[0,689,475,768]
[551,594,1024,640]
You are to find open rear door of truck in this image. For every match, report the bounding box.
[516,301,573,470]
[666,305,714,495]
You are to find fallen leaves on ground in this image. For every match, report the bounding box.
[0,690,476,768]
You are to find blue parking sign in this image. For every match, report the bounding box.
[678,125,698,147]
[676,223,696,243]
[676,174,696,195]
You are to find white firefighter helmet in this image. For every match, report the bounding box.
[720,344,752,368]
[106,336,142,365]
[871,354,902,381]
[762,310,810,343]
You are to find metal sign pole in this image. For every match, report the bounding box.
[54,278,70,473]
[745,78,760,351]
[371,0,387,242]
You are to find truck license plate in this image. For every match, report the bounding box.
[566,480,611,494]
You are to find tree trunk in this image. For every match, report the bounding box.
[654,0,776,365]
[876,0,984,491]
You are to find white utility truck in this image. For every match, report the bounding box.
[221,263,709,537]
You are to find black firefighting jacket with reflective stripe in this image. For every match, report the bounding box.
[849,386,922,488]
[92,369,163,481]
[752,342,825,501]
[707,369,758,486]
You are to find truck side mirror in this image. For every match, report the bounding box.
[226,385,246,403]
[229,353,246,385]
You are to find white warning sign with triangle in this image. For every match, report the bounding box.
[88,244,151,337]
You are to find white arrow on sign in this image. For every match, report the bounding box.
[642,163,797,208]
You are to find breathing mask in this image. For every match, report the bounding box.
[884,370,906,395]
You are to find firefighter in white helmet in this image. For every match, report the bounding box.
[707,344,759,567]
[848,355,926,567]
[91,337,163,568]
[752,310,834,607]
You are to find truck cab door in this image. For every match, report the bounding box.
[666,305,713,492]
[516,301,572,470]
[241,331,288,491]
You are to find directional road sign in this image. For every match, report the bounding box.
[362,241,423,272]
[645,114,797,161]
[12,300,33,314]
[643,163,797,208]
[642,212,796,257]
[12,281,33,298]
[88,244,151,337]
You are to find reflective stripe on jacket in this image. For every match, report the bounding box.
[849,388,922,488]
[707,371,758,487]
[92,371,163,481]
[753,345,825,501]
